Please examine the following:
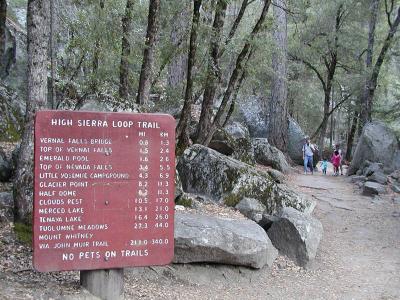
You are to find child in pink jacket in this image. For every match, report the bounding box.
[331,150,341,176]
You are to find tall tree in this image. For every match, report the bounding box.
[14,0,50,224]
[119,0,135,100]
[136,0,160,105]
[266,0,289,152]
[176,0,202,153]
[166,5,190,90]
[0,0,6,76]
[291,3,345,152]
[202,0,272,145]
[196,0,228,143]
[359,0,400,133]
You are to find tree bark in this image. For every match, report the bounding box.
[202,0,272,145]
[218,0,249,58]
[90,0,105,93]
[119,0,135,100]
[359,2,400,134]
[49,0,56,108]
[0,0,6,76]
[136,0,160,105]
[14,0,50,224]
[266,0,288,152]
[359,0,380,135]
[166,5,190,90]
[222,47,254,127]
[176,0,202,154]
[195,0,228,143]
[345,108,359,161]
[316,92,331,152]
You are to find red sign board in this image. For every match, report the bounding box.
[33,110,175,272]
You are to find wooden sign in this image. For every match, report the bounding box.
[33,110,175,272]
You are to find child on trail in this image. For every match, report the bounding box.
[331,150,341,176]
[320,159,328,175]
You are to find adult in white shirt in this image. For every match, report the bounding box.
[302,137,313,175]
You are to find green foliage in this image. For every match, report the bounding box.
[14,222,32,245]
[175,195,193,208]
[224,193,241,207]
[6,0,400,141]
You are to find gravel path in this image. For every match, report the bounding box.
[0,166,399,299]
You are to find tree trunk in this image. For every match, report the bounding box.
[222,49,253,127]
[329,104,334,148]
[316,92,331,153]
[359,4,400,135]
[176,0,202,154]
[196,0,227,143]
[136,0,160,105]
[91,0,105,93]
[345,109,359,161]
[219,0,248,58]
[49,0,56,108]
[202,0,272,145]
[119,0,135,100]
[266,0,288,152]
[359,0,379,136]
[167,5,189,90]
[0,0,6,76]
[14,0,50,224]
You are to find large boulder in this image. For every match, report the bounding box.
[209,122,255,165]
[268,207,323,267]
[0,148,12,182]
[174,212,278,268]
[177,145,315,215]
[348,121,400,175]
[287,118,306,165]
[235,96,267,138]
[253,138,290,173]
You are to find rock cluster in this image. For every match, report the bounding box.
[174,143,322,268]
[346,122,400,197]
[177,144,315,215]
[348,121,400,175]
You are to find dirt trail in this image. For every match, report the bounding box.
[124,168,400,300]
[1,167,399,299]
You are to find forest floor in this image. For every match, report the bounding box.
[0,163,399,299]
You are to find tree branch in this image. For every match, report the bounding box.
[220,0,249,57]
[289,54,327,92]
[385,0,395,27]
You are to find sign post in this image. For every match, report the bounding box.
[33,111,175,299]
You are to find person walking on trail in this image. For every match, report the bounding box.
[334,143,344,175]
[320,158,328,175]
[302,137,314,175]
[331,150,341,176]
